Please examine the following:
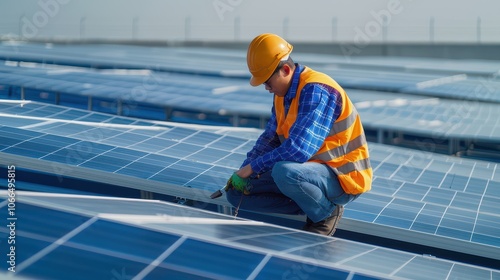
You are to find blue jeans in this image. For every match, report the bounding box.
[226,161,360,223]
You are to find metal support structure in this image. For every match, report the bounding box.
[218,205,233,216]
[232,115,240,127]
[395,131,404,144]
[140,190,154,199]
[117,100,123,116]
[87,96,93,111]
[387,131,394,143]
[165,107,173,121]
[448,138,458,155]
[377,129,384,144]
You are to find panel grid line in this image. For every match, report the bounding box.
[247,253,272,280]
[470,179,489,242]
[370,151,394,174]
[335,247,379,265]
[437,162,456,189]
[146,155,187,180]
[433,198,456,235]
[408,202,427,230]
[76,146,120,167]
[387,154,414,181]
[132,235,188,280]
[491,164,498,181]
[279,239,336,254]
[444,263,456,280]
[183,164,219,187]
[16,216,99,273]
[373,197,396,221]
[112,149,158,174]
[389,255,418,277]
[412,158,434,183]
[0,130,47,152]
[464,162,477,191]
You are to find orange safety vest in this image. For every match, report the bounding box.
[275,67,372,195]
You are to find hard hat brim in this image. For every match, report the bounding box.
[246,33,293,87]
[249,70,273,87]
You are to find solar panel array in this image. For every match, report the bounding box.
[0,64,270,127]
[2,42,500,75]
[1,64,500,159]
[1,42,499,103]
[349,89,500,142]
[0,101,499,263]
[0,42,499,278]
[1,191,499,280]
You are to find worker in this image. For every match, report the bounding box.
[225,33,372,236]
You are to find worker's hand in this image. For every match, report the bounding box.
[224,172,251,195]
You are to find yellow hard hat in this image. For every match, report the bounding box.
[247,33,293,86]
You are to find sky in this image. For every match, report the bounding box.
[0,0,499,43]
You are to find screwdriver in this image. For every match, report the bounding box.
[210,187,225,199]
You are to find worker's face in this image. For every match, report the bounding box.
[263,65,291,97]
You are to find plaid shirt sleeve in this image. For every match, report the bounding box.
[241,106,281,168]
[249,83,342,175]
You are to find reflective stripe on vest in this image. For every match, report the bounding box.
[274,67,372,194]
[311,134,367,164]
[330,106,358,135]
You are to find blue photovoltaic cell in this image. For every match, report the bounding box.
[394,183,429,200]
[7,236,53,266]
[450,191,482,210]
[394,257,453,280]
[0,203,91,267]
[162,239,265,279]
[22,245,149,280]
[70,220,181,261]
[370,177,401,196]
[486,181,500,197]
[422,188,455,205]
[465,178,489,195]
[391,167,422,182]
[480,195,500,215]
[343,249,415,275]
[257,257,351,280]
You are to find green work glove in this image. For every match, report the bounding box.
[224,173,251,195]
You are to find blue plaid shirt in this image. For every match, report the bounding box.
[242,64,343,175]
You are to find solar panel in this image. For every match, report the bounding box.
[1,42,499,106]
[401,77,500,103]
[1,191,498,279]
[2,65,500,161]
[0,101,499,262]
[2,42,500,77]
[0,66,270,123]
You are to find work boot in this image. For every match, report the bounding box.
[302,204,344,236]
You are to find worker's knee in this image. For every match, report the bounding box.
[271,161,301,190]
